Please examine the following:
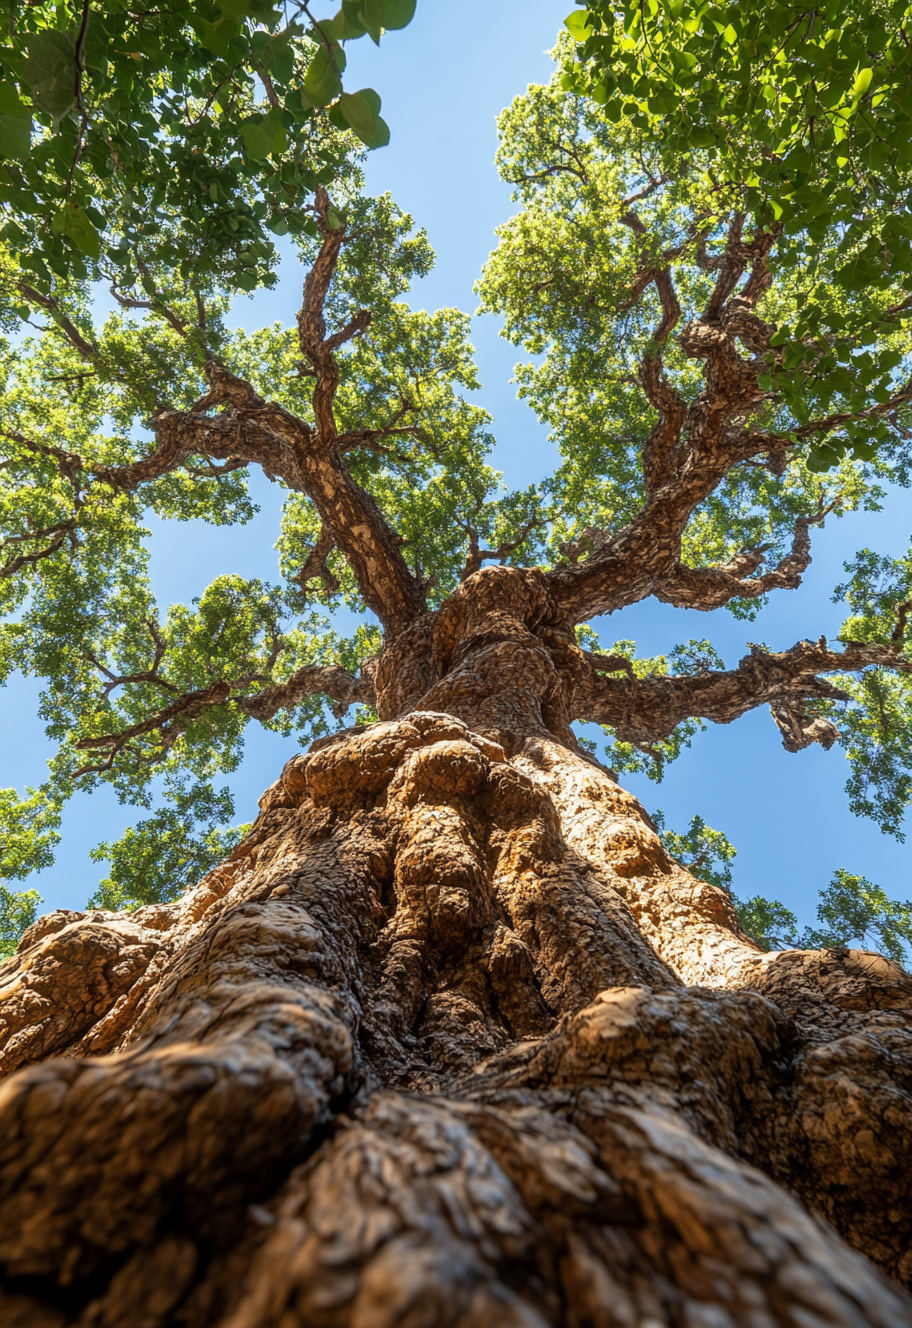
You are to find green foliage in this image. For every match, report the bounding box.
[795,543,912,838]
[653,809,736,891]
[740,870,912,963]
[0,0,412,295]
[655,814,912,964]
[0,787,61,879]
[478,57,910,542]
[87,778,248,911]
[0,883,42,958]
[802,868,912,963]
[833,669,912,838]
[733,895,801,953]
[564,3,912,470]
[654,809,798,947]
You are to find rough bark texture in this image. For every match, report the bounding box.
[6,203,912,1325]
[3,582,912,1326]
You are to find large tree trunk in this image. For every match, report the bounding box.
[2,569,912,1327]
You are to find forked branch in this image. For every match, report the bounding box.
[571,636,911,754]
[655,501,840,612]
[72,661,377,777]
[85,620,177,697]
[461,517,546,579]
[545,217,794,624]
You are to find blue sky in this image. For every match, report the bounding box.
[2,0,909,921]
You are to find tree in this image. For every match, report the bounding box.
[655,812,912,960]
[0,884,41,958]
[3,22,912,1328]
[564,0,912,472]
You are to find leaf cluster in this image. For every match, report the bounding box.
[0,0,413,297]
[657,812,912,964]
[563,2,912,471]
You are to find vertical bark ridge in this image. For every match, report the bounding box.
[1,602,911,1322]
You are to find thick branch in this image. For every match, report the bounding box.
[296,186,369,448]
[237,662,376,722]
[296,526,340,597]
[72,661,375,776]
[461,518,545,579]
[72,680,233,776]
[15,198,426,637]
[748,380,912,453]
[571,636,910,753]
[654,506,837,611]
[0,525,75,579]
[91,355,425,634]
[17,283,97,359]
[546,220,784,623]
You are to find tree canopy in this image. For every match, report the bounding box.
[0,0,414,296]
[564,0,912,472]
[2,18,912,957]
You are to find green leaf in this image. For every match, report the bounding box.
[195,14,243,55]
[258,33,295,83]
[852,67,873,100]
[50,203,101,260]
[806,443,841,471]
[241,107,288,160]
[0,85,32,159]
[284,88,317,118]
[23,30,77,122]
[328,101,349,130]
[338,88,390,148]
[302,41,346,105]
[363,0,417,31]
[565,11,593,40]
[338,0,369,37]
[219,0,281,19]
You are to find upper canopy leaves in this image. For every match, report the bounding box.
[477,63,912,569]
[564,1,912,468]
[0,0,409,298]
[3,24,912,905]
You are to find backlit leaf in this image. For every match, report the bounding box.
[50,203,101,260]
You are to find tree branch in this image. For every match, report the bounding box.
[85,620,178,696]
[237,662,376,722]
[461,517,546,579]
[71,659,376,777]
[14,195,427,638]
[295,526,340,597]
[748,380,912,451]
[0,526,75,579]
[545,219,784,624]
[17,283,97,360]
[571,636,910,754]
[1,428,84,481]
[72,680,233,776]
[654,501,840,611]
[108,283,189,338]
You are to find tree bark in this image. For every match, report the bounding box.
[1,567,912,1327]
